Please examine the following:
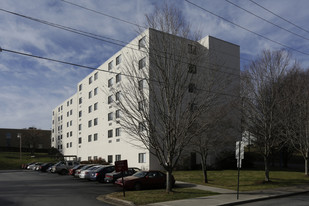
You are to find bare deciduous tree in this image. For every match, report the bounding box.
[241,49,294,182]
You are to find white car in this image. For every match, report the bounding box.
[79,165,102,179]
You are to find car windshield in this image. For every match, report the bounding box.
[132,171,147,177]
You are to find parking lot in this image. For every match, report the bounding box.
[0,170,120,206]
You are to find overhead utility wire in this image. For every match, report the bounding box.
[249,0,309,35]
[225,0,309,42]
[0,47,242,99]
[60,0,146,29]
[59,0,251,63]
[0,8,130,48]
[185,0,309,57]
[0,8,243,79]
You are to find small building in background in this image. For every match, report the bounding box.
[0,127,51,152]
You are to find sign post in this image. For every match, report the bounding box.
[115,160,128,197]
[235,141,244,200]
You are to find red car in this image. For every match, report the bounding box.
[115,170,175,190]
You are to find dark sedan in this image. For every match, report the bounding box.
[39,163,55,172]
[115,170,175,190]
[89,165,115,182]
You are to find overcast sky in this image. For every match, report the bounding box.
[1,0,309,130]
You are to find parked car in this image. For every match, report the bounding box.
[69,164,85,176]
[27,162,43,170]
[39,163,55,172]
[79,165,102,179]
[21,162,35,169]
[104,167,140,183]
[89,165,115,182]
[115,170,175,190]
[50,161,79,175]
[74,164,96,178]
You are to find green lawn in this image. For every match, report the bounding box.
[109,188,218,205]
[173,170,309,191]
[0,151,58,170]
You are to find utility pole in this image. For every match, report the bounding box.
[17,133,22,160]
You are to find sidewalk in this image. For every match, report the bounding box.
[147,181,309,206]
[101,181,309,206]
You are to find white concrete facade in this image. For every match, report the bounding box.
[51,29,240,170]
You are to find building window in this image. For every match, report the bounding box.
[138,100,145,111]
[67,143,69,148]
[70,142,72,147]
[70,110,72,115]
[139,122,146,132]
[116,55,121,65]
[115,109,120,119]
[70,131,72,136]
[108,112,113,121]
[108,61,113,70]
[138,80,144,90]
[67,132,69,137]
[138,153,146,163]
[94,118,98,126]
[88,105,92,113]
[79,84,82,91]
[108,130,113,138]
[139,57,146,70]
[94,72,98,80]
[108,78,113,88]
[94,87,98,95]
[67,101,69,106]
[116,128,121,137]
[88,120,92,128]
[88,91,92,99]
[88,156,92,161]
[79,97,82,104]
[70,99,73,104]
[89,76,93,84]
[88,135,92,142]
[67,111,69,117]
[108,155,113,163]
[188,83,196,93]
[79,111,82,118]
[94,133,98,141]
[70,120,72,126]
[78,137,82,144]
[188,44,197,54]
[93,156,98,160]
[79,124,82,131]
[94,102,98,111]
[139,36,146,49]
[67,122,69,127]
[115,154,121,161]
[116,73,121,83]
[115,91,121,101]
[188,64,197,74]
[108,95,113,104]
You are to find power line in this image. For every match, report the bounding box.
[249,0,309,35]
[58,0,251,63]
[1,47,242,99]
[225,0,309,42]
[60,0,146,29]
[0,7,244,79]
[185,0,309,57]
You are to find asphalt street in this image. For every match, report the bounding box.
[0,170,121,206]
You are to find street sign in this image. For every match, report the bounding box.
[235,141,244,160]
[115,160,128,172]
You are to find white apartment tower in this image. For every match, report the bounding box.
[51,28,240,170]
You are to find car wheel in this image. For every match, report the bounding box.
[134,183,142,191]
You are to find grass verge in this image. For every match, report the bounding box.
[109,187,218,205]
[0,151,57,170]
[173,170,309,191]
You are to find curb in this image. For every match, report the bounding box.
[97,194,136,206]
[219,190,309,206]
